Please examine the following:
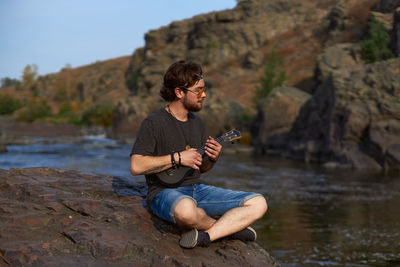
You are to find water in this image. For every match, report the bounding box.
[1,136,400,266]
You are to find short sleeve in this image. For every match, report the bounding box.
[130,118,156,156]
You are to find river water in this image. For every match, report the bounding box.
[1,136,399,266]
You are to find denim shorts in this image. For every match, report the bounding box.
[150,184,262,224]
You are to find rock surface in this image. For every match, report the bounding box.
[256,47,400,169]
[252,87,311,152]
[0,168,279,266]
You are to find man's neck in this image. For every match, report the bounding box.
[167,102,189,122]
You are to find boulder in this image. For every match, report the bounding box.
[315,43,363,84]
[0,168,279,266]
[287,57,400,169]
[252,87,311,153]
[0,143,7,153]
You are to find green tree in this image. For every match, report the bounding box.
[361,17,394,64]
[253,50,286,106]
[0,94,22,115]
[1,77,21,88]
[22,64,38,88]
[16,99,52,122]
[81,103,116,127]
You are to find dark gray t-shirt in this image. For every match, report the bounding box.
[130,108,206,208]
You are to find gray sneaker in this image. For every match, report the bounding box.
[179,229,211,248]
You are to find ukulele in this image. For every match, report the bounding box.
[156,129,241,187]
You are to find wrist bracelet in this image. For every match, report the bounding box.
[171,152,176,167]
[178,151,181,165]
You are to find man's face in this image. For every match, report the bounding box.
[182,79,206,112]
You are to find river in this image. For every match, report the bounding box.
[1,136,399,266]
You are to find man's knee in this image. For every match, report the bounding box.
[245,195,268,219]
[174,198,199,227]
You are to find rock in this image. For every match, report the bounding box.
[252,87,311,153]
[273,56,400,169]
[0,168,279,266]
[315,43,363,84]
[375,0,400,13]
[0,143,7,153]
[393,7,400,56]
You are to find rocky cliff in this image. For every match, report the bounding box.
[0,168,279,266]
[251,0,400,170]
[112,0,380,138]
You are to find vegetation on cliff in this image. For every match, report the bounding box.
[361,16,395,63]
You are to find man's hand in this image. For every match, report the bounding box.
[180,148,202,170]
[205,136,222,163]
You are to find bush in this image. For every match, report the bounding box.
[16,99,52,122]
[1,77,21,88]
[0,94,22,115]
[253,50,286,107]
[81,103,116,127]
[361,17,394,64]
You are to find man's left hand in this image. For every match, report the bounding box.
[205,136,222,162]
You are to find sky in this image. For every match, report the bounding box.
[0,0,236,80]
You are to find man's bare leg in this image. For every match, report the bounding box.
[174,198,216,230]
[205,196,267,241]
[174,196,268,241]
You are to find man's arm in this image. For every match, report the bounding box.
[130,154,172,175]
[130,149,204,175]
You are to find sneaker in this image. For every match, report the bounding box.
[179,229,211,248]
[225,226,257,242]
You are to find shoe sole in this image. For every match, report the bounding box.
[179,229,198,248]
[247,226,257,241]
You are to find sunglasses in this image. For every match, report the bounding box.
[179,86,206,98]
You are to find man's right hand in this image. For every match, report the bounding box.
[180,149,202,170]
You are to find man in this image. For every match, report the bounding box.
[130,60,267,248]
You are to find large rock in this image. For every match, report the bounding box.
[314,43,363,84]
[264,53,400,169]
[0,168,279,266]
[252,87,311,152]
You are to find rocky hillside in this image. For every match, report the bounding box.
[112,0,381,138]
[1,56,131,115]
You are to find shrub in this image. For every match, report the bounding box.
[16,99,52,122]
[253,50,286,107]
[1,77,21,88]
[0,94,22,115]
[361,17,394,64]
[81,103,116,127]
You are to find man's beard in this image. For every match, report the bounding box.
[183,95,203,112]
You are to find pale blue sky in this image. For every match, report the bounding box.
[0,0,236,80]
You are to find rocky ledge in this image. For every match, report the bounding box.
[0,168,279,266]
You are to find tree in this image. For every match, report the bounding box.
[253,50,286,107]
[0,77,21,88]
[22,64,38,89]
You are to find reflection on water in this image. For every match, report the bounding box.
[1,137,400,266]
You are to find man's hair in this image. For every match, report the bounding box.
[160,60,203,102]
